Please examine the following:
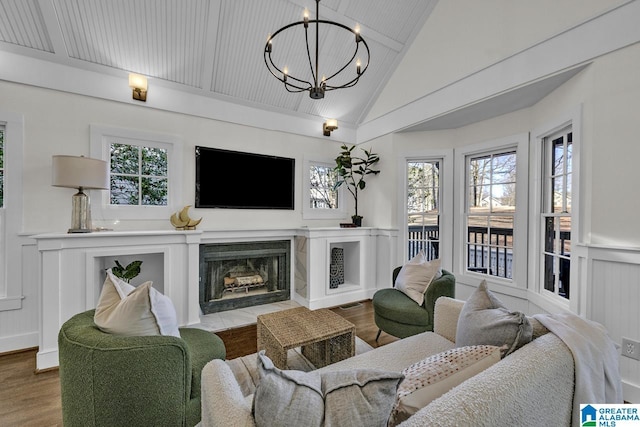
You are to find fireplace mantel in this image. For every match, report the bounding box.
[33,227,397,370]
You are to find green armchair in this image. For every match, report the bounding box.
[58,309,226,427]
[373,267,455,340]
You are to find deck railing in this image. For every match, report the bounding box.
[408,225,570,281]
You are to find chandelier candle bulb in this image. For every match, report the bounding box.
[303,8,309,27]
[356,59,361,75]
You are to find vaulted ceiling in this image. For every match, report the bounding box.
[0,0,437,127]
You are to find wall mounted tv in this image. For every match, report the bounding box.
[195,146,295,210]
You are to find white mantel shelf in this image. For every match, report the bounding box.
[32,227,398,370]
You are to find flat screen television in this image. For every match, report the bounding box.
[195,146,295,209]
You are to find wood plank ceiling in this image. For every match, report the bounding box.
[0,0,437,126]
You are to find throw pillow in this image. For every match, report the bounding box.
[94,269,180,338]
[388,345,501,426]
[253,351,403,427]
[455,280,532,357]
[394,252,442,306]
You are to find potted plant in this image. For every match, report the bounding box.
[333,144,380,226]
[111,260,143,283]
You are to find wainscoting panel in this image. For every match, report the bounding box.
[586,246,640,403]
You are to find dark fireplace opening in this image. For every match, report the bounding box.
[199,240,290,314]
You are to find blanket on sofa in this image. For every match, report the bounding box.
[534,313,623,427]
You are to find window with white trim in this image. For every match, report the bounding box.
[406,159,441,261]
[455,133,528,286]
[302,159,346,219]
[541,127,572,299]
[466,150,517,279]
[109,142,168,206]
[90,125,182,221]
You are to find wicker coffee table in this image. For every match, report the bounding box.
[257,306,356,370]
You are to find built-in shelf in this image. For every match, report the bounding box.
[32,227,397,370]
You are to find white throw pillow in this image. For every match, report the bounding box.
[388,345,501,426]
[394,253,442,306]
[455,280,532,357]
[94,269,180,338]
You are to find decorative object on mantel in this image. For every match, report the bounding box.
[329,247,344,289]
[339,223,357,228]
[170,205,202,230]
[333,144,380,227]
[111,260,142,283]
[51,155,109,233]
[264,0,370,100]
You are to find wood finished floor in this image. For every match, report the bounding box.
[0,300,396,426]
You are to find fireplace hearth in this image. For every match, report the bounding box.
[199,240,291,313]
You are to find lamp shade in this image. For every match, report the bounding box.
[52,155,109,190]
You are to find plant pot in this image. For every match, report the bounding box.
[352,215,363,227]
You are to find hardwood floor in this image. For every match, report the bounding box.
[0,300,396,426]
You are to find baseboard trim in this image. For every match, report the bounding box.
[0,331,38,354]
[623,380,640,404]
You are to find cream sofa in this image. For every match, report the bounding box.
[200,297,575,426]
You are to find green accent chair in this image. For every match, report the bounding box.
[58,309,226,427]
[373,268,455,340]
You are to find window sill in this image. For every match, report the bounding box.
[0,296,23,311]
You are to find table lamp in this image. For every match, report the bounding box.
[52,155,109,233]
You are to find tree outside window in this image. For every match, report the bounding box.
[110,143,168,206]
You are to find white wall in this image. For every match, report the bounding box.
[366,0,629,122]
[0,81,350,233]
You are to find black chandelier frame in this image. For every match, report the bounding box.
[264,0,370,99]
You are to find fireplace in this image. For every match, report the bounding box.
[199,240,291,313]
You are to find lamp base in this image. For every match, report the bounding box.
[68,228,93,233]
[69,190,93,233]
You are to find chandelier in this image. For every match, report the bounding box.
[264,0,370,99]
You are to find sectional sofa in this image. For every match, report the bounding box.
[200,297,575,426]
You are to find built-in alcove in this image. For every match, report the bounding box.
[327,241,360,294]
[199,240,291,313]
[97,253,164,292]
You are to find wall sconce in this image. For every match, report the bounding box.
[52,155,109,233]
[129,73,148,102]
[323,119,338,136]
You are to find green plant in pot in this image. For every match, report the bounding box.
[111,260,143,283]
[333,144,380,226]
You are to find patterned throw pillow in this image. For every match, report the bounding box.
[394,252,442,306]
[94,269,180,337]
[253,351,404,427]
[388,345,501,426]
[455,280,532,357]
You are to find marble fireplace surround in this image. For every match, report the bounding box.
[33,227,397,371]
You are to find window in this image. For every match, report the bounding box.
[110,143,168,206]
[90,125,182,221]
[0,112,25,311]
[466,150,517,279]
[455,133,527,286]
[407,160,441,261]
[309,163,338,210]
[541,127,572,299]
[302,159,346,219]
